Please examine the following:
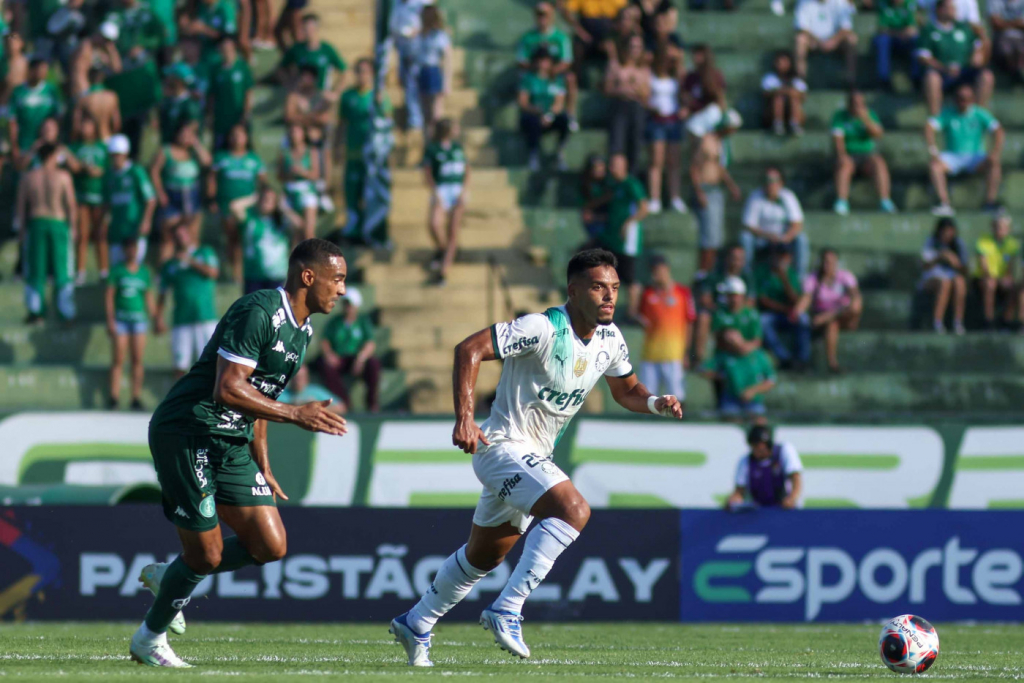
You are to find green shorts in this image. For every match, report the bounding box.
[149,428,276,532]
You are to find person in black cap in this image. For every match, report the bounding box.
[725,424,803,510]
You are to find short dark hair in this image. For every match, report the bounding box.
[298,64,319,79]
[289,238,345,273]
[567,248,617,282]
[37,143,58,161]
[302,12,320,23]
[747,424,773,446]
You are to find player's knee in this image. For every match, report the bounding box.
[554,497,591,532]
[253,536,287,564]
[185,548,222,575]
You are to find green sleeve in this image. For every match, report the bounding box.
[515,33,532,63]
[829,110,842,131]
[281,45,298,69]
[218,303,273,366]
[918,28,935,54]
[558,31,573,63]
[790,269,803,295]
[327,44,346,71]
[134,166,155,201]
[222,2,238,33]
[979,107,998,130]
[628,177,647,201]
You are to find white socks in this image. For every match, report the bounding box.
[490,518,579,615]
[406,545,488,634]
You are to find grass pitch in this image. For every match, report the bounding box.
[0,622,1021,681]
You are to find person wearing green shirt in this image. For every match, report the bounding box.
[230,187,303,293]
[874,0,920,86]
[105,238,155,411]
[279,123,320,241]
[156,222,221,376]
[8,59,61,163]
[755,246,811,369]
[210,124,267,279]
[279,14,347,97]
[515,2,577,129]
[517,47,570,172]
[339,58,391,237]
[423,118,469,286]
[105,0,165,64]
[182,0,238,67]
[70,116,109,285]
[925,83,1004,215]
[695,244,757,365]
[103,134,157,266]
[314,287,381,412]
[159,64,203,145]
[831,90,896,216]
[209,36,253,148]
[916,0,993,116]
[598,153,648,318]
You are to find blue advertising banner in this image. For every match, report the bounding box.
[679,510,1024,622]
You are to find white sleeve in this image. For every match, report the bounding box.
[604,336,634,378]
[782,190,804,223]
[741,193,759,228]
[838,0,855,30]
[780,443,803,475]
[964,0,981,24]
[735,457,750,488]
[794,1,809,30]
[492,313,551,360]
[761,73,781,91]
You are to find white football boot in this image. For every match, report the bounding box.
[139,563,187,635]
[129,624,192,668]
[389,612,433,667]
[480,607,531,659]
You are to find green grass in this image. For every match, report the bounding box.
[1,622,1023,681]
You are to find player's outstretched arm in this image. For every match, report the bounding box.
[606,373,684,419]
[214,357,348,436]
[451,328,498,454]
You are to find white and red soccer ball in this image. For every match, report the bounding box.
[879,614,940,674]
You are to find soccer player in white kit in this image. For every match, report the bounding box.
[389,249,683,666]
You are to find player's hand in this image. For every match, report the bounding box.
[655,395,684,419]
[780,495,798,510]
[453,417,490,454]
[263,470,289,501]
[292,400,348,436]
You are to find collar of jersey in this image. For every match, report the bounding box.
[277,286,307,328]
[557,304,595,346]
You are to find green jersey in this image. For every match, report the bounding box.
[281,40,346,90]
[107,61,162,120]
[9,81,60,152]
[424,141,466,185]
[196,0,237,62]
[917,21,977,67]
[831,108,881,155]
[702,271,757,308]
[149,0,177,44]
[929,104,1000,155]
[339,87,375,159]
[754,263,803,307]
[722,348,775,403]
[150,288,313,441]
[602,176,646,256]
[877,0,917,30]
[159,93,202,144]
[213,151,264,207]
[516,27,573,64]
[323,314,375,357]
[210,57,252,137]
[160,246,220,326]
[105,4,165,59]
[162,146,202,191]
[108,263,152,323]
[712,305,762,342]
[104,162,156,243]
[519,72,564,114]
[242,209,291,282]
[69,141,108,204]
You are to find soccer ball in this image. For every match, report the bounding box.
[878,614,940,674]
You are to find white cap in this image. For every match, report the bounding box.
[99,20,119,41]
[107,134,130,155]
[718,276,747,296]
[343,287,363,308]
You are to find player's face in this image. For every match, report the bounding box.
[726,247,745,273]
[571,265,619,325]
[307,255,348,314]
[751,442,772,460]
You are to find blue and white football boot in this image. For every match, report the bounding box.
[389,612,434,667]
[479,607,531,659]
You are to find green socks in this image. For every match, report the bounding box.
[210,536,259,574]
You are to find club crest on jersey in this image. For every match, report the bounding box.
[595,350,611,374]
[573,357,588,377]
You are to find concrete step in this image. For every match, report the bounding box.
[373,282,542,309]
[404,364,502,414]
[386,321,484,350]
[392,167,509,188]
[388,221,524,248]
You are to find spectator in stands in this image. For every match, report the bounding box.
[279,14,347,102]
[73,68,121,142]
[580,154,613,243]
[156,221,220,378]
[599,153,648,318]
[412,5,452,135]
[725,425,804,509]
[919,0,985,33]
[390,0,425,132]
[918,0,994,116]
[646,50,684,215]
[602,4,642,62]
[518,47,572,172]
[690,109,743,277]
[279,123,320,240]
[695,243,756,365]
[103,134,156,268]
[209,36,253,151]
[230,187,303,294]
[105,0,164,68]
[763,50,807,137]
[741,167,809,277]
[974,209,1021,329]
[150,122,212,262]
[875,0,921,89]
[559,0,626,81]
[285,64,335,209]
[17,116,69,172]
[701,276,776,422]
[925,83,1003,216]
[70,116,108,286]
[105,237,154,410]
[340,59,386,232]
[832,89,897,216]
[279,364,346,414]
[637,254,697,403]
[8,57,61,170]
[634,0,676,44]
[273,0,306,50]
[604,33,651,172]
[517,2,579,132]
[316,288,382,413]
[988,0,1024,79]
[757,246,812,370]
[210,124,267,281]
[158,64,202,146]
[68,24,120,99]
[680,44,726,132]
[643,7,684,63]
[182,0,238,69]
[793,0,858,85]
[799,248,861,372]
[920,216,969,334]
[424,118,469,286]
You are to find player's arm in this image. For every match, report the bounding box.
[606,372,683,418]
[249,418,288,500]
[451,328,497,454]
[725,485,746,510]
[781,471,802,509]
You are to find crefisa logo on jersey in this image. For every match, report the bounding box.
[503,335,539,357]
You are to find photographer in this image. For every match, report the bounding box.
[725,425,804,510]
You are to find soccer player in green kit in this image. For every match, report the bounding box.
[130,238,349,668]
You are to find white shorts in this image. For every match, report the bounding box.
[471,441,569,534]
[940,152,986,176]
[640,361,686,400]
[109,238,148,266]
[433,183,464,211]
[171,321,218,371]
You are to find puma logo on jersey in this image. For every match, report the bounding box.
[273,341,286,353]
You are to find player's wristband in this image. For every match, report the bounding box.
[647,395,660,415]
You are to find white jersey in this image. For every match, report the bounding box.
[481,305,633,456]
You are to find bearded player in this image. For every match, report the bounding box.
[389,248,683,666]
[129,239,349,667]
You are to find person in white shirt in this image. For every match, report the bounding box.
[387,248,682,667]
[793,0,858,85]
[762,49,808,136]
[389,0,426,131]
[725,425,804,509]
[740,167,809,276]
